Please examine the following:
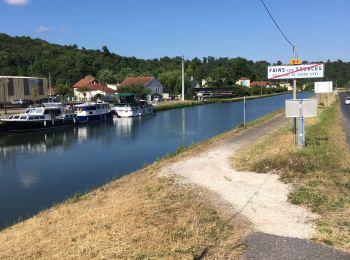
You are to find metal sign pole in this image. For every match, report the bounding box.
[298,99,304,146]
[243,96,246,126]
[293,79,297,144]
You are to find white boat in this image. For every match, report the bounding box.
[1,102,77,132]
[74,101,114,123]
[113,93,156,118]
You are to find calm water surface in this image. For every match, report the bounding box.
[0,92,312,228]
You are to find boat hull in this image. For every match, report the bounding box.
[76,111,114,123]
[1,119,76,132]
[114,106,156,118]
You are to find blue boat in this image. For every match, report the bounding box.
[74,101,114,123]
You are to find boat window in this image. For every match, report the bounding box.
[44,110,50,114]
[50,109,61,116]
[28,116,35,120]
[36,108,43,114]
[20,116,27,120]
[13,116,20,119]
[39,116,45,119]
[83,106,96,111]
[25,109,30,113]
[8,116,13,119]
[34,116,40,120]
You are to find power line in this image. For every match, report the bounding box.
[259,0,295,52]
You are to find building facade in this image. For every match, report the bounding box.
[120,77,164,95]
[73,76,116,101]
[0,76,48,104]
[236,77,251,87]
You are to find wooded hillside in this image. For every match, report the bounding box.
[0,33,349,90]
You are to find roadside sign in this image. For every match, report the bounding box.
[314,81,333,93]
[285,99,317,118]
[268,64,324,80]
[286,99,317,147]
[289,59,301,65]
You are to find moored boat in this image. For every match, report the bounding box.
[74,101,113,123]
[0,102,77,132]
[113,93,156,118]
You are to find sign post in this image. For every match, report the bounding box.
[285,99,317,146]
[268,63,324,146]
[314,81,333,107]
[243,96,246,126]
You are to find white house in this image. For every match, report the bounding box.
[119,76,163,95]
[235,77,251,87]
[73,76,116,101]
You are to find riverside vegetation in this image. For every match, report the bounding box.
[233,94,350,252]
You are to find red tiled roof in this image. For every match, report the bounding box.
[48,88,56,95]
[75,83,116,94]
[250,81,273,87]
[73,76,97,88]
[120,76,154,87]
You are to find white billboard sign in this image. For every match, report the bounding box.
[268,64,324,80]
[314,81,333,93]
[285,99,317,118]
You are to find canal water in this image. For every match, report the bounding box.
[0,92,311,229]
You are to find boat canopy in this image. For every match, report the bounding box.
[116,93,134,97]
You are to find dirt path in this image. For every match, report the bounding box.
[160,115,319,239]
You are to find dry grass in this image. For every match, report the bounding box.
[0,164,250,259]
[232,95,350,252]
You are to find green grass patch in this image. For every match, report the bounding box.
[234,96,350,251]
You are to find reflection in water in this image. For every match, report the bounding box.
[77,127,87,142]
[114,117,134,137]
[0,93,313,229]
[19,171,38,188]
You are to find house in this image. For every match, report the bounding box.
[0,76,48,104]
[250,81,275,88]
[279,81,292,91]
[235,77,251,87]
[119,76,163,95]
[73,76,116,101]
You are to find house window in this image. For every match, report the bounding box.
[38,79,44,95]
[7,79,14,96]
[23,78,30,96]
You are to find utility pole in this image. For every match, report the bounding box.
[182,55,185,101]
[49,72,52,97]
[292,47,297,144]
[1,77,7,115]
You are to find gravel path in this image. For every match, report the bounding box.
[160,115,319,239]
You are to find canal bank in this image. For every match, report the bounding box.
[0,110,286,259]
[0,92,312,229]
[156,92,288,112]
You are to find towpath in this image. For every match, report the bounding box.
[160,114,350,259]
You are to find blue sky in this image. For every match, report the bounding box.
[0,0,349,62]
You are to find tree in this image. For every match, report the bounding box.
[115,68,137,83]
[97,68,116,85]
[158,70,191,95]
[118,84,150,99]
[55,84,74,96]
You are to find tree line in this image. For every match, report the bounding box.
[0,33,349,96]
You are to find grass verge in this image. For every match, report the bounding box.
[233,95,350,252]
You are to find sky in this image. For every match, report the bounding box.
[0,0,349,63]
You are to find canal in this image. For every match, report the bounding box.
[0,92,312,229]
